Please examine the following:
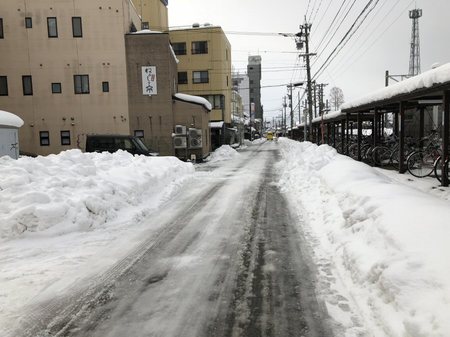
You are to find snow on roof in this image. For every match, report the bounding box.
[174,93,212,111]
[0,110,24,128]
[312,110,342,123]
[209,121,224,129]
[169,45,180,64]
[131,29,163,34]
[342,63,450,110]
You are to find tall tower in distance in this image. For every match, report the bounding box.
[408,8,422,76]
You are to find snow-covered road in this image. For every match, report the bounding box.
[7,141,331,337]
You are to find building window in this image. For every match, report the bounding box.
[74,75,89,94]
[60,130,71,145]
[47,17,58,38]
[203,95,224,109]
[72,17,82,38]
[0,18,3,38]
[192,71,209,84]
[22,75,33,96]
[40,131,50,146]
[192,41,208,54]
[52,82,62,94]
[102,81,109,92]
[0,76,8,96]
[178,72,188,84]
[172,42,186,55]
[25,17,32,29]
[134,130,144,139]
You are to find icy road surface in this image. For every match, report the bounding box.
[14,141,333,337]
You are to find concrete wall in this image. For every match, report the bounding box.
[0,0,141,155]
[173,99,211,159]
[125,32,177,156]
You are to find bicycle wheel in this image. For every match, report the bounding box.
[372,146,392,168]
[407,151,436,178]
[434,156,450,183]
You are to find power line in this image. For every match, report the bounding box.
[314,0,359,61]
[331,0,415,79]
[313,0,381,80]
[312,0,350,53]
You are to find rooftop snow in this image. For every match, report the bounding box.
[312,110,342,123]
[342,63,450,110]
[174,93,212,111]
[131,29,163,34]
[0,110,24,128]
[209,121,224,129]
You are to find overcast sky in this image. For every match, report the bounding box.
[168,0,450,121]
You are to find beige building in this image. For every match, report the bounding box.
[0,0,210,158]
[169,25,232,125]
[130,0,168,32]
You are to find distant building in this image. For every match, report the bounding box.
[169,24,233,149]
[0,0,210,159]
[248,55,263,122]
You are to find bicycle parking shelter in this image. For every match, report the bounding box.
[310,63,450,187]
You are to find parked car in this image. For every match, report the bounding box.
[85,135,158,156]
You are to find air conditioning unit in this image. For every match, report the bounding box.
[173,136,187,149]
[188,128,202,149]
[175,125,187,135]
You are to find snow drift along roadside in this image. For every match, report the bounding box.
[277,139,450,337]
[0,149,194,240]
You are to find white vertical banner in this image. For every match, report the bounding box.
[142,66,157,96]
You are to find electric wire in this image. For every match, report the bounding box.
[331,0,415,79]
[313,0,359,63]
[328,0,390,72]
[313,0,381,81]
[312,0,349,53]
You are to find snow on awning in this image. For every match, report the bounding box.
[174,93,212,111]
[342,63,450,110]
[0,110,24,128]
[209,121,224,129]
[312,110,342,123]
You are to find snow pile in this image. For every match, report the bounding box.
[207,145,240,163]
[277,139,450,337]
[0,150,194,240]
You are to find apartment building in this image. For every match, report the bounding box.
[0,0,210,158]
[169,25,232,147]
[130,0,168,31]
[248,55,263,121]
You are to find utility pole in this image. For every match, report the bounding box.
[289,86,293,138]
[295,19,314,141]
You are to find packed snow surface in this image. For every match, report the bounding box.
[277,138,450,337]
[0,110,24,128]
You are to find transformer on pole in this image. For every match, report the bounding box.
[409,9,422,76]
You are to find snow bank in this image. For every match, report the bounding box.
[207,145,240,163]
[277,139,450,337]
[0,150,194,240]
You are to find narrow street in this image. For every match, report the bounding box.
[15,142,333,337]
